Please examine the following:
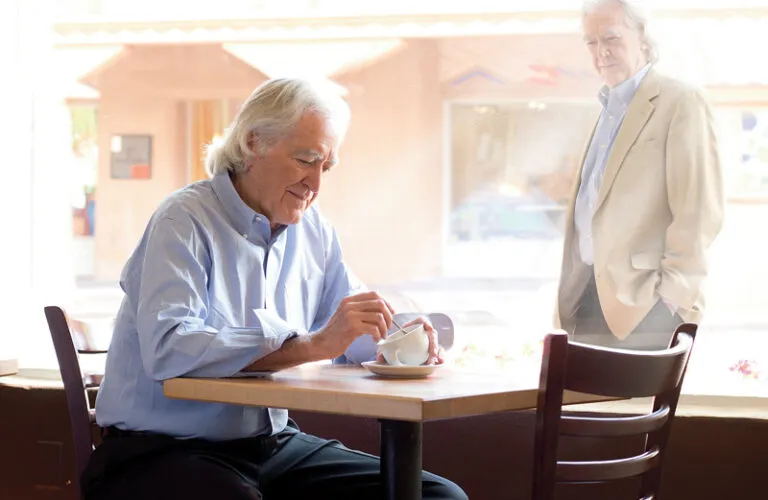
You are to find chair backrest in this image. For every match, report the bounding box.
[532,323,698,500]
[427,312,454,350]
[44,305,105,494]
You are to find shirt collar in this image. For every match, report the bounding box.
[211,172,259,236]
[598,63,652,110]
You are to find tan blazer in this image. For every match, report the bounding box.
[555,69,725,339]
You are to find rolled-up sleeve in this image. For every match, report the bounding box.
[135,216,297,380]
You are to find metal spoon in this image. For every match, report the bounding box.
[391,318,408,335]
[377,318,409,346]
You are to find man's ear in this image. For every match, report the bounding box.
[248,132,267,157]
[246,131,262,156]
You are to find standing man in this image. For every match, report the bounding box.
[555,0,725,349]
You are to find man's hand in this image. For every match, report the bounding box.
[376,317,445,366]
[310,291,395,360]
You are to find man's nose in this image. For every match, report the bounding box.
[596,42,611,60]
[304,164,322,192]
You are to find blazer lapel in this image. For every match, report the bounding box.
[593,70,661,214]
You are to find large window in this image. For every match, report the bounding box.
[11,3,768,402]
[438,102,768,397]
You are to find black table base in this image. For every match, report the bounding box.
[380,419,423,500]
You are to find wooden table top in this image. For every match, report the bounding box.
[164,364,612,422]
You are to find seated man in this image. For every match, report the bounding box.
[83,78,467,500]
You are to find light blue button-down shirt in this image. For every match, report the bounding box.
[95,172,379,441]
[575,64,652,265]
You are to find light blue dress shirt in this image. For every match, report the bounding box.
[95,172,379,441]
[574,64,652,265]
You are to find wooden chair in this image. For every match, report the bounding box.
[532,323,698,500]
[44,305,107,496]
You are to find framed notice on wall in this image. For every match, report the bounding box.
[110,134,152,179]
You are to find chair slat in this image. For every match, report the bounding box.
[84,373,104,388]
[69,317,110,354]
[559,404,670,437]
[556,447,660,482]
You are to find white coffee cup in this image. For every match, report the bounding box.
[377,323,430,366]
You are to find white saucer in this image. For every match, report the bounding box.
[361,361,441,379]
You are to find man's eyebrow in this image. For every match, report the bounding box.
[295,148,338,165]
[294,148,324,159]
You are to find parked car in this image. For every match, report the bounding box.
[450,190,565,242]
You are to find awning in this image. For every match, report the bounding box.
[52,45,125,99]
[51,11,768,91]
[222,39,404,81]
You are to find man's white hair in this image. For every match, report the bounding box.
[205,78,351,177]
[582,0,659,64]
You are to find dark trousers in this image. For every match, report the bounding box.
[569,275,683,350]
[82,420,467,500]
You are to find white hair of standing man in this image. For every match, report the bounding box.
[582,0,659,64]
[205,78,351,177]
